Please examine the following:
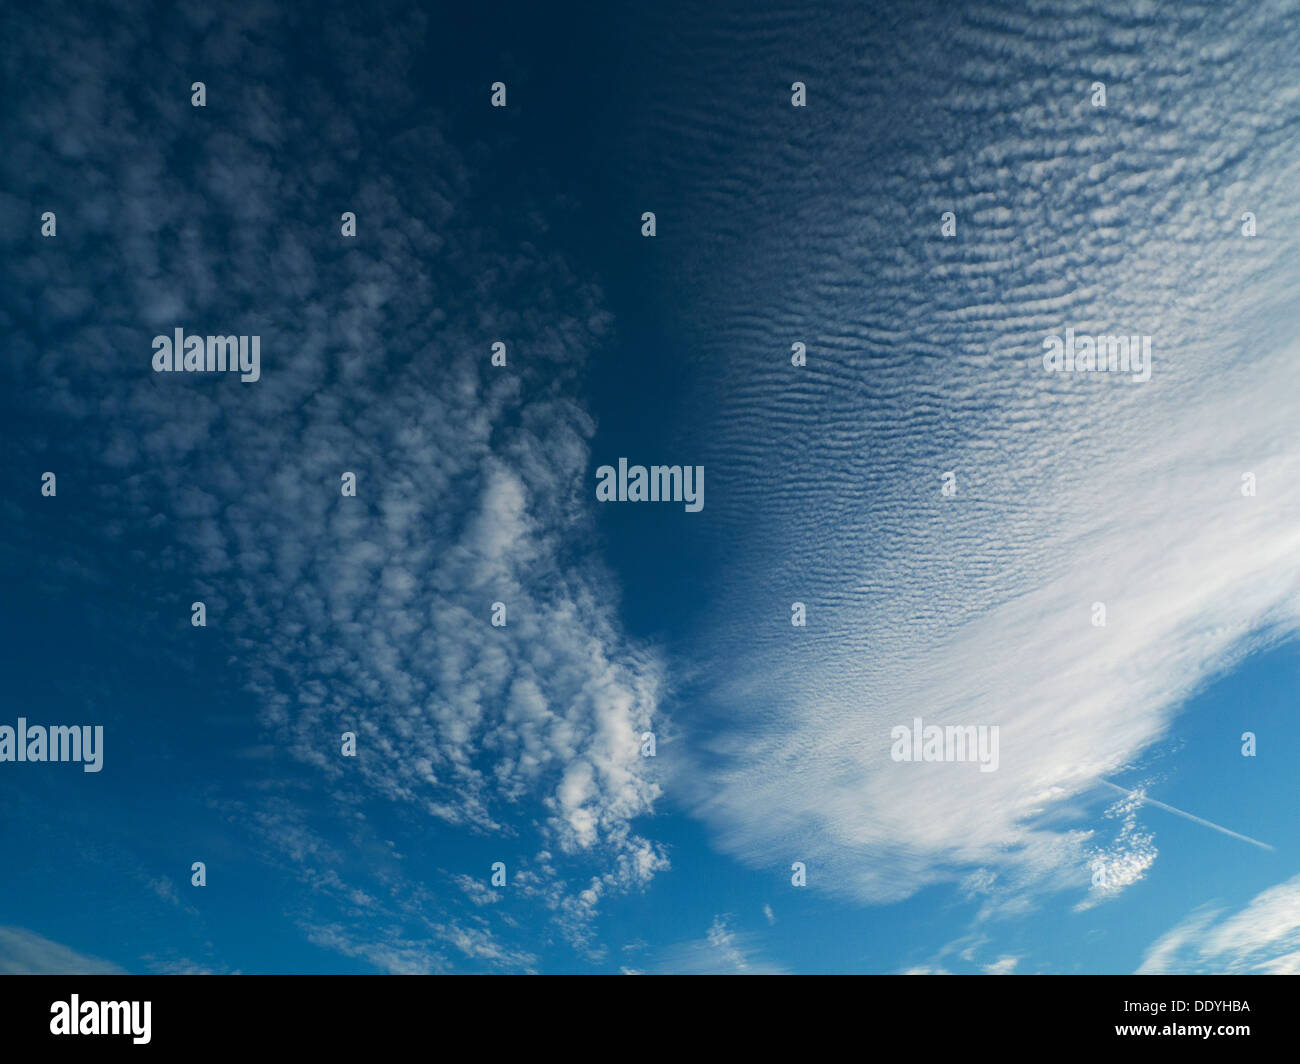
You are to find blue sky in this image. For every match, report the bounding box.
[2,0,1299,975]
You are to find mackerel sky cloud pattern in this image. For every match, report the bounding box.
[2,0,1299,978]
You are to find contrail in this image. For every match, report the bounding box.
[1098,780,1275,852]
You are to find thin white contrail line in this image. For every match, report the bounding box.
[1098,779,1275,852]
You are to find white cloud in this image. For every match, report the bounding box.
[452,874,501,907]
[1139,874,1300,974]
[0,927,125,975]
[0,0,665,964]
[1075,789,1157,911]
[651,915,785,975]
[655,1,1300,920]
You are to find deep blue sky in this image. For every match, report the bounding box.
[3,0,1299,975]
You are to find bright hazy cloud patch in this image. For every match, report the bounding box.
[1139,874,1300,974]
